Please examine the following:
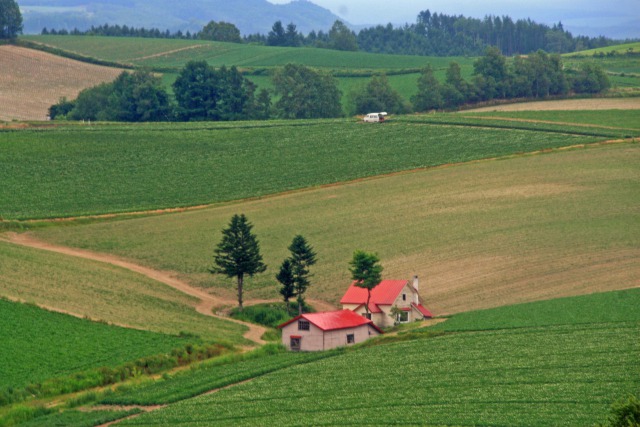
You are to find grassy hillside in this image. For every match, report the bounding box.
[27,143,639,315]
[0,241,248,344]
[118,289,640,426]
[565,42,640,57]
[0,298,190,392]
[463,109,640,130]
[0,119,614,220]
[21,36,474,73]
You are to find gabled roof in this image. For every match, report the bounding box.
[340,280,411,312]
[278,310,383,334]
[412,303,433,318]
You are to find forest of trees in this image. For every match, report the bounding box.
[49,48,611,122]
[43,9,628,57]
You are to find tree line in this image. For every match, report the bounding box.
[50,48,610,122]
[41,10,628,57]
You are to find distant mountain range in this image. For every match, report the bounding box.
[18,0,344,35]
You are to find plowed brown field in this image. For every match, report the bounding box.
[0,45,122,121]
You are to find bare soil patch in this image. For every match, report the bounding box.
[464,98,640,112]
[0,45,123,121]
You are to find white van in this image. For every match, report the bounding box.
[363,112,387,123]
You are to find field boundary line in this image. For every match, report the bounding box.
[129,44,208,62]
[2,232,267,346]
[5,138,633,224]
[458,115,640,131]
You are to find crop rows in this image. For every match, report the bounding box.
[0,120,603,219]
[17,409,141,427]
[432,288,640,332]
[122,321,639,426]
[0,298,189,391]
[102,351,338,405]
[23,36,473,72]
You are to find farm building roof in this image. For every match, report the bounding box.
[412,303,433,318]
[278,310,383,334]
[340,280,410,312]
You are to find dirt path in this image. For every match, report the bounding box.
[462,98,640,112]
[5,232,267,346]
[129,44,208,62]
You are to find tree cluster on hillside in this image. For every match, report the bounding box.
[42,10,625,57]
[410,47,610,111]
[50,62,343,122]
[0,0,23,39]
[42,24,198,40]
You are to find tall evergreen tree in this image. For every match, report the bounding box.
[276,259,295,315]
[287,235,317,315]
[210,214,267,312]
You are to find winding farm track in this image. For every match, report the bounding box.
[5,232,268,346]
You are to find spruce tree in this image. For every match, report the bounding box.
[210,214,266,312]
[287,235,317,315]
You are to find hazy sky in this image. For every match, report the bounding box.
[268,0,640,38]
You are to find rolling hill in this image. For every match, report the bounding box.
[18,0,343,35]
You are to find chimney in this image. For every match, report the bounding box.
[412,275,419,304]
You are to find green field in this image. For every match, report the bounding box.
[27,143,639,315]
[101,349,336,405]
[0,241,248,344]
[463,109,640,130]
[0,298,189,392]
[0,120,608,220]
[119,289,640,426]
[22,36,474,73]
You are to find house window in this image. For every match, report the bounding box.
[347,334,355,344]
[290,337,301,351]
[298,320,310,331]
[397,311,409,323]
[362,313,371,320]
[402,293,406,301]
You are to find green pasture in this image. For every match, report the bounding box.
[432,288,640,332]
[17,409,141,427]
[0,241,248,344]
[462,109,640,130]
[565,41,640,57]
[27,143,639,313]
[22,35,474,73]
[0,119,609,220]
[102,349,335,405]
[120,290,640,426]
[0,298,189,391]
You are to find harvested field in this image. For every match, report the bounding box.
[0,45,122,121]
[464,98,640,112]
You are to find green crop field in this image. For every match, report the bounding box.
[0,120,607,220]
[0,298,189,391]
[14,409,141,427]
[565,42,640,57]
[102,349,336,405]
[119,289,640,426]
[21,36,474,73]
[0,241,248,344]
[463,109,640,130]
[28,143,639,315]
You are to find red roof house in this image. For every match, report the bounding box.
[278,310,382,351]
[340,276,433,328]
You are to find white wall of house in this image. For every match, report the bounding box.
[280,320,380,351]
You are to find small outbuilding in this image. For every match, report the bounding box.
[278,310,383,351]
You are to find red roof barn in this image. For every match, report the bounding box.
[278,310,382,351]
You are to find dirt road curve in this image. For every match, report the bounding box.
[5,232,267,346]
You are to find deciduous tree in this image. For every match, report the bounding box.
[349,74,409,115]
[0,0,22,39]
[210,214,267,312]
[412,65,442,112]
[328,20,358,51]
[272,63,342,119]
[199,21,241,43]
[348,250,383,317]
